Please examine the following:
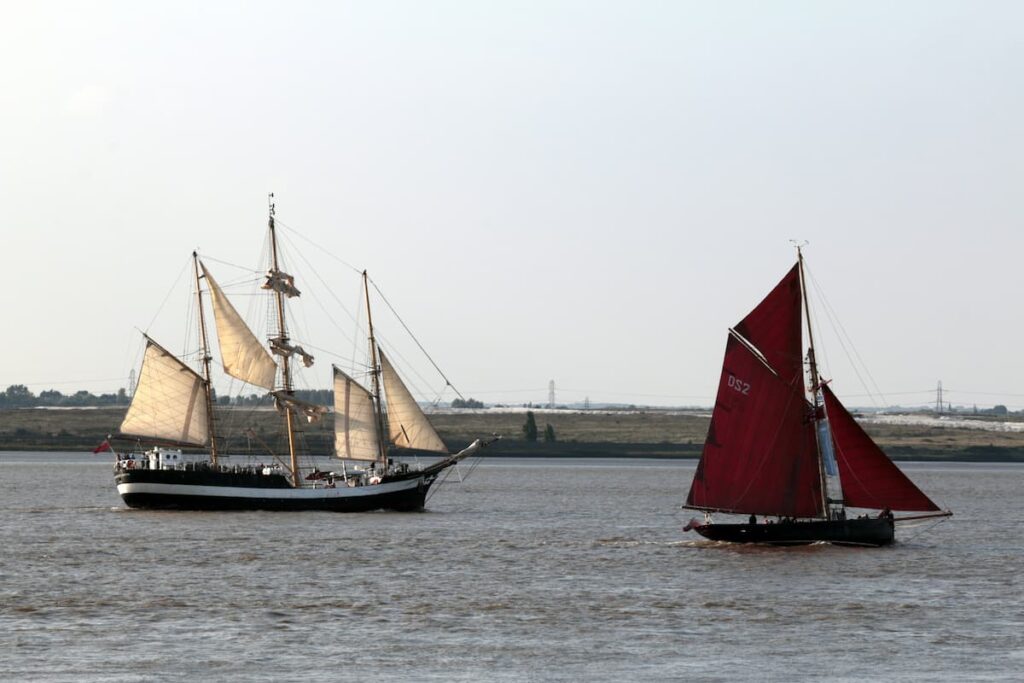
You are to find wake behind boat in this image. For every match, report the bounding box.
[682,249,951,546]
[111,196,491,511]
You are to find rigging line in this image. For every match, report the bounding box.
[145,257,192,334]
[289,342,357,368]
[942,389,1024,397]
[425,454,473,503]
[271,237,320,380]
[273,229,362,355]
[557,387,717,400]
[375,336,452,407]
[275,226,363,330]
[898,516,950,544]
[368,277,464,400]
[199,253,263,275]
[805,264,888,407]
[460,446,487,480]
[841,390,937,398]
[273,219,364,276]
[811,266,884,405]
[209,274,264,292]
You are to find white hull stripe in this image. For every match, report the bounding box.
[118,477,423,500]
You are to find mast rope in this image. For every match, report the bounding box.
[145,256,192,334]
[369,277,465,400]
[424,451,481,503]
[896,515,950,544]
[273,226,362,351]
[804,264,888,408]
[199,254,263,275]
[272,218,364,276]
[375,335,454,410]
[258,219,464,402]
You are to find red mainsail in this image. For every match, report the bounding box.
[686,335,823,517]
[733,264,804,387]
[823,385,940,512]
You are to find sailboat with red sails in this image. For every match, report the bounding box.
[683,249,951,546]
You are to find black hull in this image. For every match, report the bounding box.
[115,469,432,512]
[692,517,895,547]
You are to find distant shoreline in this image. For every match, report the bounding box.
[3,406,1024,462]
[5,440,1024,463]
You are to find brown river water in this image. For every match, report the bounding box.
[0,453,1020,681]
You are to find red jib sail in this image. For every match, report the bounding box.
[686,335,823,518]
[733,264,804,387]
[822,385,940,512]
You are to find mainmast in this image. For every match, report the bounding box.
[363,270,389,465]
[192,251,218,464]
[268,195,300,486]
[797,247,831,519]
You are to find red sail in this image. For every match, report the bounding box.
[733,264,804,386]
[822,385,940,512]
[686,335,823,517]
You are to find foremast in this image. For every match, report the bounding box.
[192,252,219,465]
[267,195,300,486]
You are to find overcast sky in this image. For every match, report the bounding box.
[3,1,1022,409]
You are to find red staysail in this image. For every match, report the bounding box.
[823,385,940,512]
[733,264,804,387]
[686,335,823,517]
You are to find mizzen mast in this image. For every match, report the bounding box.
[363,270,389,466]
[192,251,219,464]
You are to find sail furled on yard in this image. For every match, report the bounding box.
[732,264,804,387]
[200,263,278,390]
[686,335,823,517]
[333,367,381,461]
[120,339,209,446]
[378,350,448,453]
[823,385,941,512]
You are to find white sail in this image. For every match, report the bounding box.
[201,262,278,390]
[120,339,210,446]
[333,367,381,461]
[379,350,447,453]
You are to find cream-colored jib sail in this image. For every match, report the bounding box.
[378,350,447,453]
[333,367,381,461]
[200,263,278,390]
[120,338,210,446]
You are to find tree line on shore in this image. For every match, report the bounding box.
[0,385,130,408]
[0,384,335,409]
[0,384,491,412]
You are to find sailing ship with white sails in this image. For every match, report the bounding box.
[683,250,951,546]
[112,197,490,511]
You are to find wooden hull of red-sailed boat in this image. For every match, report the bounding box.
[687,517,895,547]
[682,253,951,546]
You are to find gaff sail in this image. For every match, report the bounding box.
[119,338,210,446]
[733,264,804,388]
[333,367,381,462]
[686,334,823,518]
